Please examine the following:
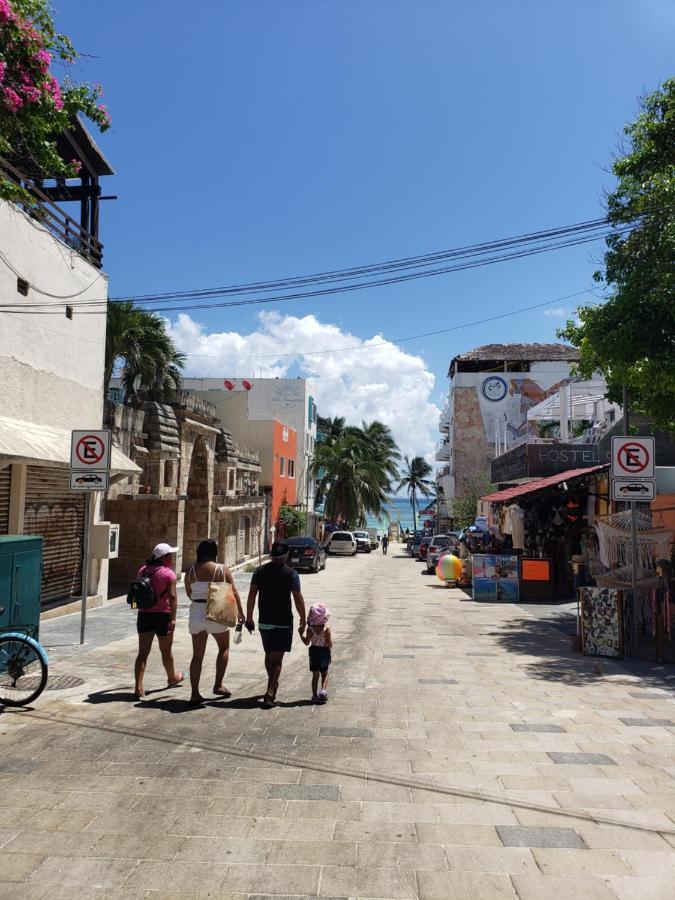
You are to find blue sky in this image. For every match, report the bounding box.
[55,0,674,457]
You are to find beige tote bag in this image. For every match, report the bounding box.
[205,565,238,627]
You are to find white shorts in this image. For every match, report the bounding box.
[188,601,229,635]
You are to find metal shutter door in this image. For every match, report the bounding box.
[0,467,10,535]
[23,466,85,604]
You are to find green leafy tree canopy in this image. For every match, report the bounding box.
[559,78,675,430]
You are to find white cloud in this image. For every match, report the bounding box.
[543,307,569,318]
[167,311,441,463]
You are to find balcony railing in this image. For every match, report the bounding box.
[217,491,264,507]
[1,157,103,268]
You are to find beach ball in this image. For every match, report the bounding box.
[436,553,462,583]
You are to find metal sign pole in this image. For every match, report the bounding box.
[80,491,92,645]
[630,502,639,658]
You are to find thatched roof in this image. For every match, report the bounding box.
[449,343,579,375]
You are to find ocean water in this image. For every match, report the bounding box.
[365,497,432,533]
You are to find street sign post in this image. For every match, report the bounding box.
[69,471,109,492]
[611,435,655,658]
[70,430,111,471]
[611,436,655,480]
[611,479,655,502]
[70,430,111,645]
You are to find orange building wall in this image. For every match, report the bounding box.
[272,420,297,526]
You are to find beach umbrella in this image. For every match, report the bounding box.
[436,553,462,583]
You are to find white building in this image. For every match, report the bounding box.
[0,139,138,609]
[182,377,318,513]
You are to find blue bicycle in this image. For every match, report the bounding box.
[0,625,49,707]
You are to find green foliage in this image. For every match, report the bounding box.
[559,78,675,431]
[452,475,494,530]
[278,502,306,537]
[397,455,433,532]
[0,1,110,199]
[105,301,186,401]
[313,420,400,528]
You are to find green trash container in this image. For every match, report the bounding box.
[0,536,43,639]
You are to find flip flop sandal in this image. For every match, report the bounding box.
[167,673,185,688]
[261,693,276,709]
[213,687,232,698]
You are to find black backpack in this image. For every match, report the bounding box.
[127,568,156,610]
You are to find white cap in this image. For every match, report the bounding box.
[151,542,179,560]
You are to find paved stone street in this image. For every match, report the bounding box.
[1,546,675,899]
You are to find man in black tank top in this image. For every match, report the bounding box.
[246,541,306,708]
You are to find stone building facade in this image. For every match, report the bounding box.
[105,392,265,589]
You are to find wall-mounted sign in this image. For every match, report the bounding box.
[481,376,508,402]
[521,559,551,581]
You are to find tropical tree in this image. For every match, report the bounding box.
[397,455,433,532]
[313,420,400,527]
[0,0,110,202]
[105,301,186,402]
[316,415,345,446]
[559,78,675,430]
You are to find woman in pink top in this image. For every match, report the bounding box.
[134,542,184,699]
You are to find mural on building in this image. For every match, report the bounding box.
[476,374,569,445]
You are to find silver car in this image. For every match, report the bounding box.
[426,534,458,574]
[326,531,357,556]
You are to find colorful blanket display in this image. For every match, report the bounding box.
[579,586,625,658]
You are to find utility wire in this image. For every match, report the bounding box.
[176,288,594,363]
[0,224,628,315]
[0,213,630,313]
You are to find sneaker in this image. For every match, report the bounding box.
[318,689,328,703]
[311,694,321,704]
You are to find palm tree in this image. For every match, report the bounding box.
[105,301,186,401]
[313,420,400,527]
[317,415,346,446]
[397,455,433,532]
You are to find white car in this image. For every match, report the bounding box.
[326,531,357,556]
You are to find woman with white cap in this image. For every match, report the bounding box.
[133,542,184,699]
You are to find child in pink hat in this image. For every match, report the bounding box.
[299,603,332,703]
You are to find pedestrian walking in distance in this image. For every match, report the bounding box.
[382,534,389,555]
[246,541,306,708]
[185,539,245,704]
[133,542,184,699]
[299,602,332,703]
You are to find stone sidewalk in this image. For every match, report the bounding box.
[1,546,675,899]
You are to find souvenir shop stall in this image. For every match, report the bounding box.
[579,509,673,659]
[478,465,610,601]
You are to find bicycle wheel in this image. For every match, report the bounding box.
[0,635,48,706]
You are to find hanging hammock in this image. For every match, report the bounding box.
[593,509,672,588]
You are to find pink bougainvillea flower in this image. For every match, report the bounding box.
[70,158,82,174]
[0,61,6,84]
[36,49,52,72]
[0,0,17,25]
[3,87,24,112]
[22,85,41,103]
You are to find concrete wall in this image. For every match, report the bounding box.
[0,200,108,430]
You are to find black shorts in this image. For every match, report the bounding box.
[260,627,292,653]
[309,646,331,673]
[137,611,172,637]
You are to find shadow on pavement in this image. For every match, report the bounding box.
[494,613,675,688]
[84,687,169,704]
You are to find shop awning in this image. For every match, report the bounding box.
[0,415,140,474]
[420,500,437,514]
[481,464,608,504]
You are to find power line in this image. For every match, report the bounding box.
[178,289,595,363]
[0,213,632,314]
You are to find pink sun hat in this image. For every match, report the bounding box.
[307,603,331,626]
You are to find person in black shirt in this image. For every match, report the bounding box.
[246,541,306,708]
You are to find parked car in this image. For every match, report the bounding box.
[418,536,432,561]
[426,534,459,574]
[407,531,426,556]
[326,531,357,556]
[353,530,372,553]
[286,536,326,573]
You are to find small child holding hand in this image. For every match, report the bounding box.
[299,603,332,704]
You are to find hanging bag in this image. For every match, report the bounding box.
[205,564,238,627]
